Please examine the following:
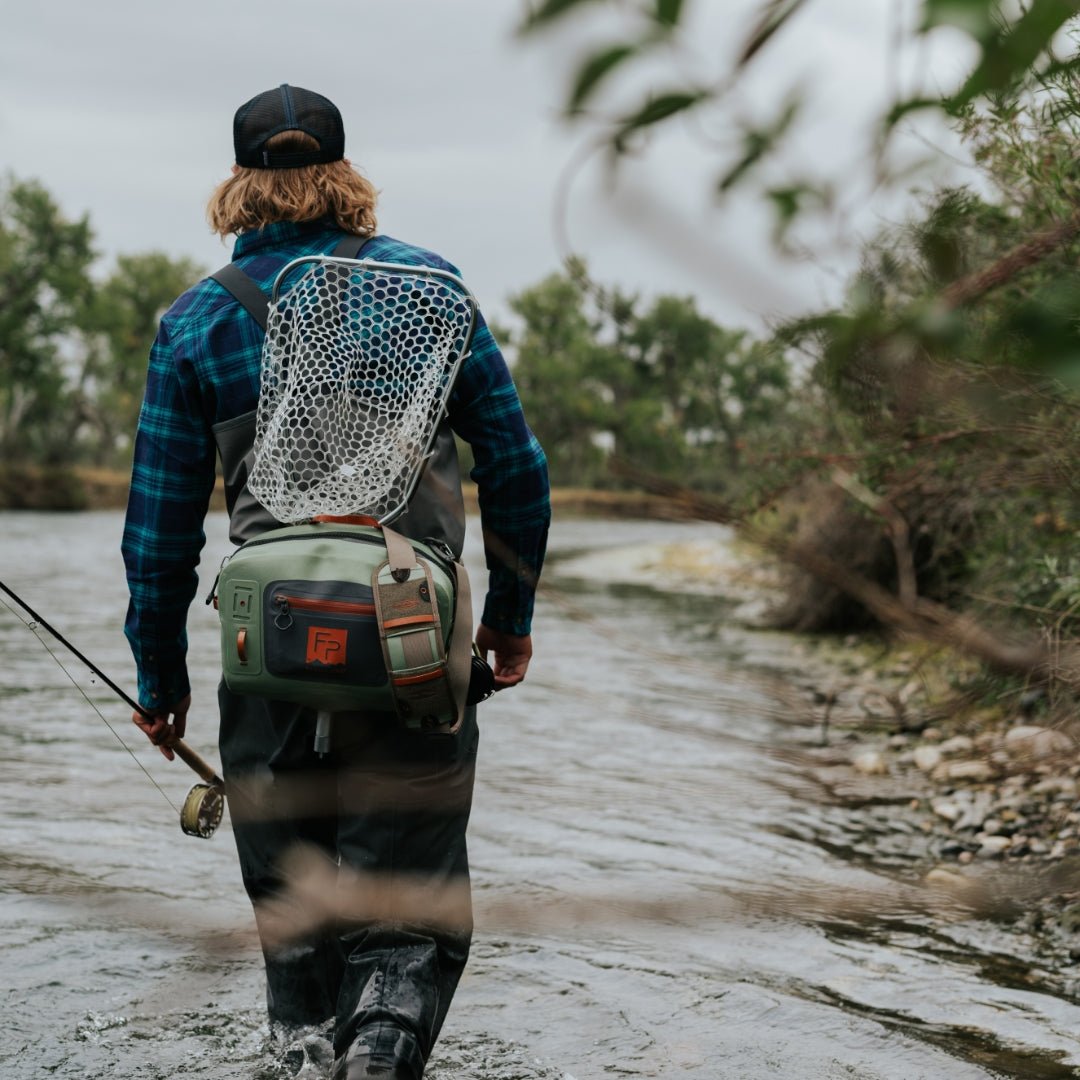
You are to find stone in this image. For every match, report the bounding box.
[1032,776,1078,798]
[976,835,1012,859]
[939,735,975,757]
[913,745,943,772]
[925,867,972,889]
[852,750,889,775]
[953,789,995,832]
[930,798,961,823]
[932,759,994,783]
[1004,725,1074,760]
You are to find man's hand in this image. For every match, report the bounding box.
[132,694,191,761]
[474,624,532,691]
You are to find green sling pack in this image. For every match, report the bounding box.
[207,245,487,741]
[213,518,473,735]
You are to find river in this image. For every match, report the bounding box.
[2,510,1080,1079]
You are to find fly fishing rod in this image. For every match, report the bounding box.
[0,578,225,839]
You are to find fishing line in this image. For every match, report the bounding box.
[0,590,180,814]
[0,578,224,837]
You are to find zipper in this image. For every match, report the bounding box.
[205,528,453,606]
[274,594,376,617]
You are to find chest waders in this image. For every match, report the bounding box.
[208,235,492,753]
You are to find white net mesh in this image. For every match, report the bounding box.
[247,258,476,524]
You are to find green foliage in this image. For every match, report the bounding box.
[941,0,1080,112]
[520,0,1080,241]
[504,261,792,490]
[737,0,812,66]
[0,176,95,463]
[0,174,204,472]
[80,252,204,464]
[763,70,1080,635]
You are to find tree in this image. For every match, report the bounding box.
[0,176,95,463]
[503,269,615,486]
[503,262,792,490]
[0,175,205,470]
[517,2,1080,688]
[79,252,204,464]
[624,295,789,475]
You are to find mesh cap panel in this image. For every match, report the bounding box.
[234,84,345,168]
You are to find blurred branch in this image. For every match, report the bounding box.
[610,456,1055,678]
[831,467,917,610]
[942,204,1080,309]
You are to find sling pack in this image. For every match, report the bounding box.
[207,236,487,737]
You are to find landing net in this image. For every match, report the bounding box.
[247,257,477,524]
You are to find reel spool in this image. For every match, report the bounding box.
[181,782,225,839]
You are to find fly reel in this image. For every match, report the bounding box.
[180,782,225,839]
[170,740,227,840]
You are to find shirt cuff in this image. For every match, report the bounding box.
[132,643,191,713]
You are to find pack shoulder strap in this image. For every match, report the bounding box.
[211,263,270,329]
[210,233,372,329]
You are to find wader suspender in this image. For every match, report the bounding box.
[211,236,474,733]
[211,233,369,332]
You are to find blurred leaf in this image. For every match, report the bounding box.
[1001,278,1080,367]
[653,0,686,28]
[766,182,830,243]
[613,90,710,150]
[567,44,639,114]
[519,0,605,32]
[948,0,1079,109]
[882,95,944,135]
[737,0,811,67]
[920,0,999,41]
[718,97,801,192]
[1044,359,1080,388]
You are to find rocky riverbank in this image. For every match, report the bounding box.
[559,527,1080,981]
[757,634,1080,997]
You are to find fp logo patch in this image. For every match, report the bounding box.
[307,626,347,667]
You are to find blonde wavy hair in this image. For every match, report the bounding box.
[207,131,378,237]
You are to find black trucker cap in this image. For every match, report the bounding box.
[233,84,345,169]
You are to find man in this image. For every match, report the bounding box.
[122,84,549,1080]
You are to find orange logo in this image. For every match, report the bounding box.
[306,626,347,667]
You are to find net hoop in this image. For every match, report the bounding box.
[247,256,478,525]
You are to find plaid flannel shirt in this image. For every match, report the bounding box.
[122,219,550,710]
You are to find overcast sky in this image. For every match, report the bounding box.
[2,0,976,331]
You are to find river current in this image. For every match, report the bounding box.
[2,510,1080,1079]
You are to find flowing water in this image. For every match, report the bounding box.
[2,510,1080,1079]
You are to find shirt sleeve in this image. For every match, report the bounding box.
[448,312,551,636]
[121,318,217,710]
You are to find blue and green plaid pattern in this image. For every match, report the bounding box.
[122,219,549,709]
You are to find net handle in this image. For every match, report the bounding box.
[269,255,478,313]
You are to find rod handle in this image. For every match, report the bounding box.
[171,739,224,787]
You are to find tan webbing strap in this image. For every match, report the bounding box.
[382,525,417,578]
[372,525,469,734]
